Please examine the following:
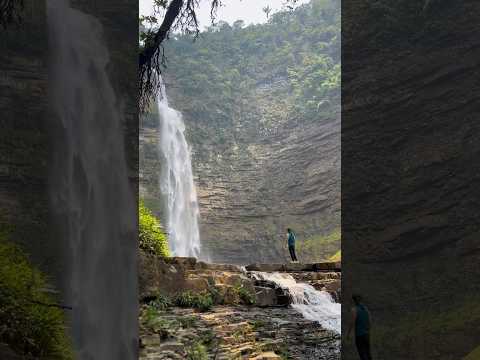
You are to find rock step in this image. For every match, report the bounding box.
[245,262,341,272]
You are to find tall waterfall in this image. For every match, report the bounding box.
[47,1,137,359]
[157,78,201,258]
[252,272,341,333]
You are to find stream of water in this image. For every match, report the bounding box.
[47,1,137,358]
[157,77,201,258]
[252,272,341,333]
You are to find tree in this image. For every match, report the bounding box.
[139,0,302,112]
[262,6,271,19]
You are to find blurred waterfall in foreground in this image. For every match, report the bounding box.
[47,0,137,358]
[252,272,341,333]
[157,77,202,258]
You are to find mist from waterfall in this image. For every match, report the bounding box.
[47,1,137,359]
[251,272,341,333]
[157,77,201,258]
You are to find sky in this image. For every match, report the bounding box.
[139,0,309,30]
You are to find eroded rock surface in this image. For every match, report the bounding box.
[139,306,340,360]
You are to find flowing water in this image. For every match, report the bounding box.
[157,78,201,258]
[252,272,341,333]
[47,1,137,359]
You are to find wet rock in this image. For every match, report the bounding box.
[254,286,278,307]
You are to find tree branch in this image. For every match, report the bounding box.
[139,0,184,68]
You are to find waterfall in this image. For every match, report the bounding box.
[252,272,341,333]
[157,77,201,258]
[47,1,137,359]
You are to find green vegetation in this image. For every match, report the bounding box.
[233,283,256,305]
[464,345,480,360]
[186,341,209,360]
[250,319,266,331]
[148,293,171,311]
[175,291,214,312]
[178,315,198,329]
[162,0,340,145]
[139,200,170,257]
[328,250,341,262]
[296,228,340,261]
[0,234,72,359]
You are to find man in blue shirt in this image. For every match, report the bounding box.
[347,294,372,360]
[287,228,298,262]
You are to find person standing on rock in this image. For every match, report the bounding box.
[348,294,372,360]
[287,228,298,262]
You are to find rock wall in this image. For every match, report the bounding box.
[342,1,480,359]
[0,0,53,275]
[140,94,340,264]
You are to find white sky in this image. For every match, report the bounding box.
[140,0,309,29]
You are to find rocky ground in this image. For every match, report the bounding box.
[139,305,340,360]
[139,256,341,360]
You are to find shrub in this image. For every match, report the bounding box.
[234,283,256,305]
[139,200,170,257]
[175,291,213,312]
[0,236,72,359]
[186,341,209,360]
[148,294,171,311]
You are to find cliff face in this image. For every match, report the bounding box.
[0,0,52,274]
[342,1,480,359]
[140,89,340,264]
[192,113,340,264]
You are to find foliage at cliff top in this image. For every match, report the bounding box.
[139,200,170,257]
[0,233,72,359]
[156,0,339,144]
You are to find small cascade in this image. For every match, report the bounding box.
[251,272,341,333]
[157,77,201,258]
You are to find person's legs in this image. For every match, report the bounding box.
[365,334,372,360]
[288,246,295,261]
[292,246,298,261]
[355,335,371,360]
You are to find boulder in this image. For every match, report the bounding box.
[254,286,278,307]
[139,252,186,300]
[184,275,210,292]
